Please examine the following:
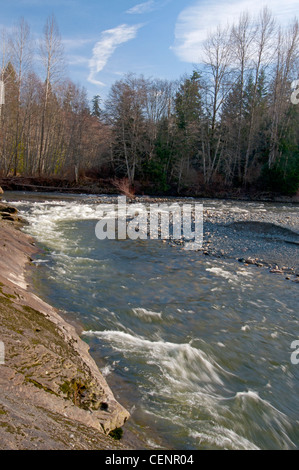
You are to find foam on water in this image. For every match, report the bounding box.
[20,200,116,250]
[206,266,251,285]
[132,308,163,321]
[191,427,259,450]
[206,267,237,281]
[222,391,296,449]
[83,329,228,389]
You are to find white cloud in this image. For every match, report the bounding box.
[62,38,94,50]
[88,24,142,86]
[68,54,90,66]
[62,38,94,69]
[126,1,156,15]
[173,0,299,63]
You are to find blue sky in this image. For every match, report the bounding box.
[1,0,298,101]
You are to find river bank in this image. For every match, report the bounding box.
[1,176,299,203]
[0,202,133,450]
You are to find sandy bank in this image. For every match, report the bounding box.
[0,204,131,450]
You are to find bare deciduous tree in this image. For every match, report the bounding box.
[243,7,275,182]
[9,18,32,175]
[37,14,65,175]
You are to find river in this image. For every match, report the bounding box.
[4,192,299,450]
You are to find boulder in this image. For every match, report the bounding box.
[0,203,18,214]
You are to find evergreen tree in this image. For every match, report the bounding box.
[92,94,101,118]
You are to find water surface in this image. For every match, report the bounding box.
[4,192,299,450]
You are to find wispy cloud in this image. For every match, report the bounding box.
[62,37,93,69]
[68,54,90,66]
[173,0,299,63]
[88,24,142,86]
[63,38,94,50]
[126,1,156,15]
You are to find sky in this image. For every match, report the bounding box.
[1,0,298,102]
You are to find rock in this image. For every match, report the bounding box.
[0,203,18,214]
[245,258,256,265]
[0,204,21,224]
[270,268,284,274]
[1,214,15,221]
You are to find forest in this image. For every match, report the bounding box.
[0,8,299,197]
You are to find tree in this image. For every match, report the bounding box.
[143,78,173,162]
[92,94,101,118]
[174,72,204,190]
[221,78,245,184]
[230,12,255,180]
[61,80,91,181]
[201,25,234,184]
[37,14,65,175]
[0,62,19,175]
[243,7,275,182]
[268,19,299,169]
[9,18,32,175]
[105,74,147,184]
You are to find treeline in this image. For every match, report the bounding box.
[0,16,108,183]
[1,9,299,196]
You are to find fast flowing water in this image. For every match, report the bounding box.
[4,192,299,450]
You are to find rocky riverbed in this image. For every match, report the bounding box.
[187,202,299,280]
[87,195,299,282]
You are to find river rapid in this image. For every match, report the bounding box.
[4,192,299,450]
